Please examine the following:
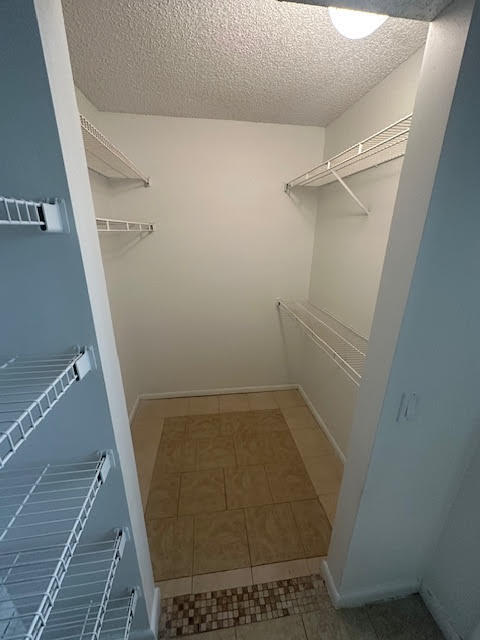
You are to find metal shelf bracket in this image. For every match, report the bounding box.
[329,168,369,215]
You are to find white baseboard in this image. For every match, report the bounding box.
[420,584,461,640]
[128,383,298,425]
[297,385,346,464]
[321,558,342,608]
[139,383,297,399]
[321,558,418,608]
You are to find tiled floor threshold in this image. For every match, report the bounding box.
[159,574,444,639]
[159,573,326,637]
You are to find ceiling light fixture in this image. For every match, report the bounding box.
[328,7,388,39]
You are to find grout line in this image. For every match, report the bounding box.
[300,611,310,639]
[243,506,254,570]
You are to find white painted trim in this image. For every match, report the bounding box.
[321,558,418,608]
[150,586,161,639]
[139,383,297,400]
[129,395,140,425]
[420,584,461,640]
[297,385,346,464]
[321,558,342,608]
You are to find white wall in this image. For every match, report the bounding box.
[310,48,424,339]
[286,49,424,461]
[422,437,480,639]
[324,0,476,613]
[76,91,324,413]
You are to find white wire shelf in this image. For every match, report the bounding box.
[98,591,137,640]
[80,115,150,187]
[277,299,368,386]
[285,115,412,214]
[96,218,155,233]
[0,349,93,469]
[41,531,126,640]
[286,115,412,191]
[0,197,64,233]
[0,454,112,640]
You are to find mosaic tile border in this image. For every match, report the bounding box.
[159,573,326,637]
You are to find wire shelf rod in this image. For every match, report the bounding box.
[298,304,366,358]
[1,532,124,640]
[95,218,155,233]
[277,299,367,386]
[40,532,125,640]
[0,350,93,468]
[285,114,412,191]
[0,197,64,232]
[80,115,150,186]
[0,455,111,640]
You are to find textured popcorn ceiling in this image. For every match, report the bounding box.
[280,0,452,20]
[62,0,428,126]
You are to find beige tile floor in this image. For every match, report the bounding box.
[131,390,343,596]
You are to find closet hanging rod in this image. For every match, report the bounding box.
[284,114,413,205]
[277,299,367,386]
[80,115,150,187]
[96,218,155,233]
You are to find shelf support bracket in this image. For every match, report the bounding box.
[330,168,369,215]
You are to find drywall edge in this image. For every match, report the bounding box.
[325,0,474,596]
[34,0,156,631]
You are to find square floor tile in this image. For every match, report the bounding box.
[134,399,166,423]
[281,406,318,430]
[303,456,343,495]
[161,416,187,440]
[159,397,190,417]
[292,428,333,458]
[319,493,339,525]
[219,393,250,412]
[226,410,288,436]
[197,436,236,469]
[145,472,180,519]
[273,389,305,408]
[194,509,250,574]
[186,414,222,439]
[245,503,305,566]
[192,566,253,593]
[266,464,316,502]
[158,576,192,598]
[155,437,196,473]
[147,516,193,581]
[366,594,444,639]
[249,409,289,433]
[247,392,279,410]
[291,499,331,557]
[234,434,273,466]
[303,602,377,639]
[225,465,273,509]
[187,395,219,415]
[269,431,304,464]
[220,411,248,435]
[179,468,226,515]
[236,615,307,640]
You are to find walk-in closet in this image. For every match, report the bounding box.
[2,1,480,639]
